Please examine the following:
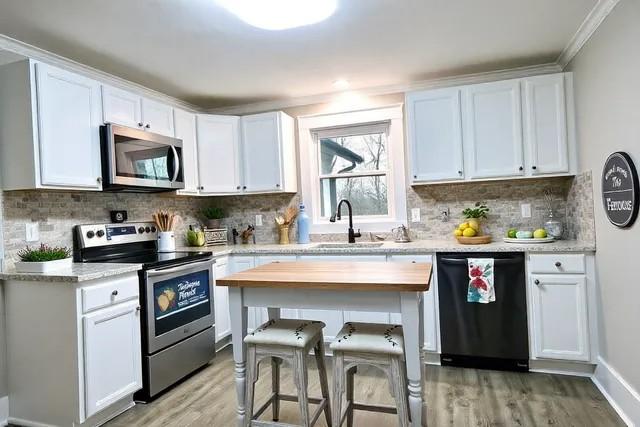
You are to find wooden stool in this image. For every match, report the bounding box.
[244,318,332,427]
[330,322,410,427]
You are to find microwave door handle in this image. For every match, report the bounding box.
[146,258,213,277]
[170,145,180,182]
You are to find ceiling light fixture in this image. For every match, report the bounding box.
[332,79,350,90]
[217,0,337,31]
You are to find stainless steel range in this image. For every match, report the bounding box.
[74,222,216,401]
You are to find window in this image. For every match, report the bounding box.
[298,105,407,233]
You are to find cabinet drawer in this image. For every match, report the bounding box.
[82,275,139,313]
[528,254,585,274]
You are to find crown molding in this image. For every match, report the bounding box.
[557,0,621,69]
[208,63,562,115]
[0,34,200,112]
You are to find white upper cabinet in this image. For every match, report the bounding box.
[463,79,524,179]
[240,111,297,193]
[35,63,103,189]
[406,72,574,185]
[196,114,241,194]
[102,85,142,129]
[102,85,174,136]
[406,87,464,182]
[174,109,199,194]
[523,74,569,175]
[529,274,590,361]
[141,97,174,136]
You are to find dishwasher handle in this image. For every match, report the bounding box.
[440,257,522,266]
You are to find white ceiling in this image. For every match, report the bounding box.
[0,0,597,108]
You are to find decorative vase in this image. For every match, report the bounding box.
[278,225,290,245]
[14,257,73,273]
[544,212,563,239]
[206,219,222,229]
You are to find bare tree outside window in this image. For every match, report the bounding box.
[316,123,390,218]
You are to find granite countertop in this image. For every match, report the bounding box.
[0,263,143,283]
[179,239,596,256]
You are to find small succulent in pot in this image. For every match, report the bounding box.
[15,243,73,273]
[202,207,225,229]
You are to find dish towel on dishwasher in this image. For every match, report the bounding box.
[467,258,495,303]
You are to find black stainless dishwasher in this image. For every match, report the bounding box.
[437,252,529,371]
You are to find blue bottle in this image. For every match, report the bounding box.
[297,204,310,244]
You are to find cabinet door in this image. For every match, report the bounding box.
[196,115,241,194]
[463,80,524,179]
[83,300,142,418]
[523,74,569,175]
[141,98,174,136]
[35,63,102,189]
[174,109,200,194]
[214,257,231,342]
[101,85,142,128]
[388,255,438,352]
[406,88,464,182]
[241,112,283,193]
[530,274,589,361]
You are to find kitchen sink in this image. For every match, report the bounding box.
[314,242,385,248]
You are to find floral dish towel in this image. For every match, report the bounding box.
[467,258,495,303]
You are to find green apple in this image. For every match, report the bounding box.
[507,228,517,238]
[533,228,548,239]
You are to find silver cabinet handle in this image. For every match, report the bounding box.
[170,145,180,182]
[147,258,213,277]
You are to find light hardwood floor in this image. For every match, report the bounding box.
[106,347,624,427]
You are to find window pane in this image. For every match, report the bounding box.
[320,175,388,217]
[319,133,388,175]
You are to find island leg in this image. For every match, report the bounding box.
[229,288,248,427]
[401,291,426,427]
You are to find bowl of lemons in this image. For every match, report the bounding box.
[453,203,492,244]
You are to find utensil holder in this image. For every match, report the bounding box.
[158,231,176,253]
[278,225,290,245]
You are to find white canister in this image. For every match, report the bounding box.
[157,231,176,252]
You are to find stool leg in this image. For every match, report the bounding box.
[314,339,332,427]
[346,367,355,427]
[389,357,411,427]
[332,352,345,427]
[293,348,311,427]
[244,345,258,427]
[271,357,281,422]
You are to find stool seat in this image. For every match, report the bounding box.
[245,318,326,348]
[330,322,404,355]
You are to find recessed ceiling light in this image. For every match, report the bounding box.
[217,0,338,31]
[333,79,350,90]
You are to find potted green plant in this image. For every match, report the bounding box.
[202,206,225,229]
[15,243,73,273]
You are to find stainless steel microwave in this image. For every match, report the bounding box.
[101,124,185,192]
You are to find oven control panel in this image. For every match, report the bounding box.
[76,222,158,248]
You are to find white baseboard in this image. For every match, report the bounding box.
[592,357,640,426]
[0,396,7,427]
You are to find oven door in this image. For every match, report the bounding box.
[103,123,184,190]
[144,258,215,354]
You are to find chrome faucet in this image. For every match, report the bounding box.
[329,199,361,243]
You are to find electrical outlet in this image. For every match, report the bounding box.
[255,214,263,226]
[25,222,39,242]
[520,203,532,218]
[411,208,421,223]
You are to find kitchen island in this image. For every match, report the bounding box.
[217,261,433,427]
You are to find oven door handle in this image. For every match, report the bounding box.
[146,258,213,277]
[170,145,180,183]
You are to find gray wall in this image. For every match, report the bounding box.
[0,190,6,398]
[567,0,640,396]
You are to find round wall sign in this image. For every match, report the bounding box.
[602,152,639,228]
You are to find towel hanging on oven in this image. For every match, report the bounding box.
[467,258,495,303]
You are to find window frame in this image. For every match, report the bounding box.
[298,105,407,234]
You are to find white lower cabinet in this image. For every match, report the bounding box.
[529,274,590,361]
[4,273,142,427]
[83,300,142,418]
[389,255,438,352]
[214,257,232,342]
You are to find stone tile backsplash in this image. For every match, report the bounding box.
[0,172,595,266]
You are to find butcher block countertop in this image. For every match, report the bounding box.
[216,261,432,292]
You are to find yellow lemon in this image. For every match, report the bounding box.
[462,227,477,237]
[458,222,469,230]
[453,229,463,237]
[467,219,480,231]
